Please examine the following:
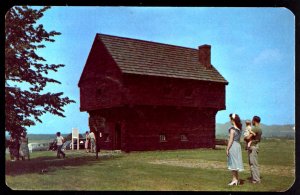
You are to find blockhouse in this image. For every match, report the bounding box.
[78,34,228,152]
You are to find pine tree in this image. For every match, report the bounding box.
[5,6,75,137]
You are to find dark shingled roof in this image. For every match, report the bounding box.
[97,33,228,84]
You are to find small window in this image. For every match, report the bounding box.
[160,134,167,142]
[180,134,188,142]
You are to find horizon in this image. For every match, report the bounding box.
[6,7,295,134]
[21,122,295,135]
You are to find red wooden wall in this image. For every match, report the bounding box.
[79,37,227,152]
[88,106,217,152]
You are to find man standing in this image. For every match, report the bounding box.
[89,130,96,153]
[56,132,66,159]
[245,116,262,184]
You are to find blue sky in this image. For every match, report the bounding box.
[12,7,295,134]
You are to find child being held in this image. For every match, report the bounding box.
[243,120,256,150]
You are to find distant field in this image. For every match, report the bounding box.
[5,139,295,191]
[216,123,295,139]
[26,134,68,143]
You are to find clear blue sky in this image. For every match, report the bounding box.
[16,7,295,134]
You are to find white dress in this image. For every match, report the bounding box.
[227,127,244,171]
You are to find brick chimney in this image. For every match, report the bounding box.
[198,44,211,69]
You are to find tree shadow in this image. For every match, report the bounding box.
[5,153,122,176]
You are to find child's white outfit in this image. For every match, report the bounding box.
[244,126,252,137]
[243,125,253,150]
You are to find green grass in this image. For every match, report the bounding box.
[5,139,295,191]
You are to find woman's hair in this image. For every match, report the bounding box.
[86,131,89,134]
[56,132,61,136]
[229,113,242,130]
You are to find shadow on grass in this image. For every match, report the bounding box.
[6,153,123,176]
[239,179,246,185]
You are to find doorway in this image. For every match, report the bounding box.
[114,122,121,150]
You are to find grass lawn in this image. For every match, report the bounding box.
[5,139,295,191]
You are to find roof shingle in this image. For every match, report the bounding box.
[97,34,228,83]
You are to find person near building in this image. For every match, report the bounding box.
[226,113,244,186]
[245,116,262,184]
[55,132,66,158]
[19,132,30,160]
[89,131,96,153]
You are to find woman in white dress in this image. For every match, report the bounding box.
[19,132,30,160]
[226,113,244,186]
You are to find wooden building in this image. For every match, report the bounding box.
[78,34,228,152]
